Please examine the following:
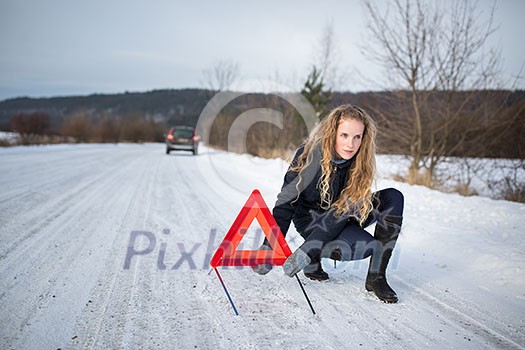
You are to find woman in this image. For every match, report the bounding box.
[254,104,404,303]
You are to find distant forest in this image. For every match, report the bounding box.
[1,88,523,159]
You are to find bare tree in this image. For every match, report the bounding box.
[59,112,93,143]
[202,59,241,91]
[314,20,338,90]
[11,112,51,144]
[362,0,513,186]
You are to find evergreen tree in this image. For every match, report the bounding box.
[301,65,332,119]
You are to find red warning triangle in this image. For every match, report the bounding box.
[210,189,292,268]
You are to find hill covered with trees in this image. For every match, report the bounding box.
[1,88,523,160]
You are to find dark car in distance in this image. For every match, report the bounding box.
[165,126,199,155]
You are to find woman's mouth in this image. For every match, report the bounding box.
[340,150,354,158]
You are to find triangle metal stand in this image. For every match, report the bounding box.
[213,268,316,316]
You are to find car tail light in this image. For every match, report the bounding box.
[167,134,174,141]
[193,135,199,142]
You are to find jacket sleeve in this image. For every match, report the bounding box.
[272,147,304,237]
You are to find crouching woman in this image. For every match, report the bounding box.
[255,104,404,303]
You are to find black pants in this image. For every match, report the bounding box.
[298,188,404,261]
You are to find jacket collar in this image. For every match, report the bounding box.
[332,156,355,169]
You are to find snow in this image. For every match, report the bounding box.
[0,143,524,349]
[0,131,20,144]
[375,154,525,199]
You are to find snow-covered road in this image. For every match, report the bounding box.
[1,143,524,349]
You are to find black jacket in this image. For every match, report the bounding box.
[273,146,354,238]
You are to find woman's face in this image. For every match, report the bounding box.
[335,118,365,160]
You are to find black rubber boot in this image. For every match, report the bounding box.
[303,255,329,281]
[365,252,398,303]
[365,216,402,303]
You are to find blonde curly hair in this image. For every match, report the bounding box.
[291,104,377,224]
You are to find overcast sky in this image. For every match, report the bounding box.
[0,0,523,101]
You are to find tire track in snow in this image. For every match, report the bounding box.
[0,148,150,348]
[392,275,525,349]
[0,150,115,226]
[75,152,160,349]
[309,263,525,349]
[0,150,141,262]
[0,152,133,285]
[0,151,143,282]
[73,150,230,348]
[159,153,242,348]
[119,153,161,348]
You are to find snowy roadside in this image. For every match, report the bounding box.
[376,154,525,200]
[0,131,19,145]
